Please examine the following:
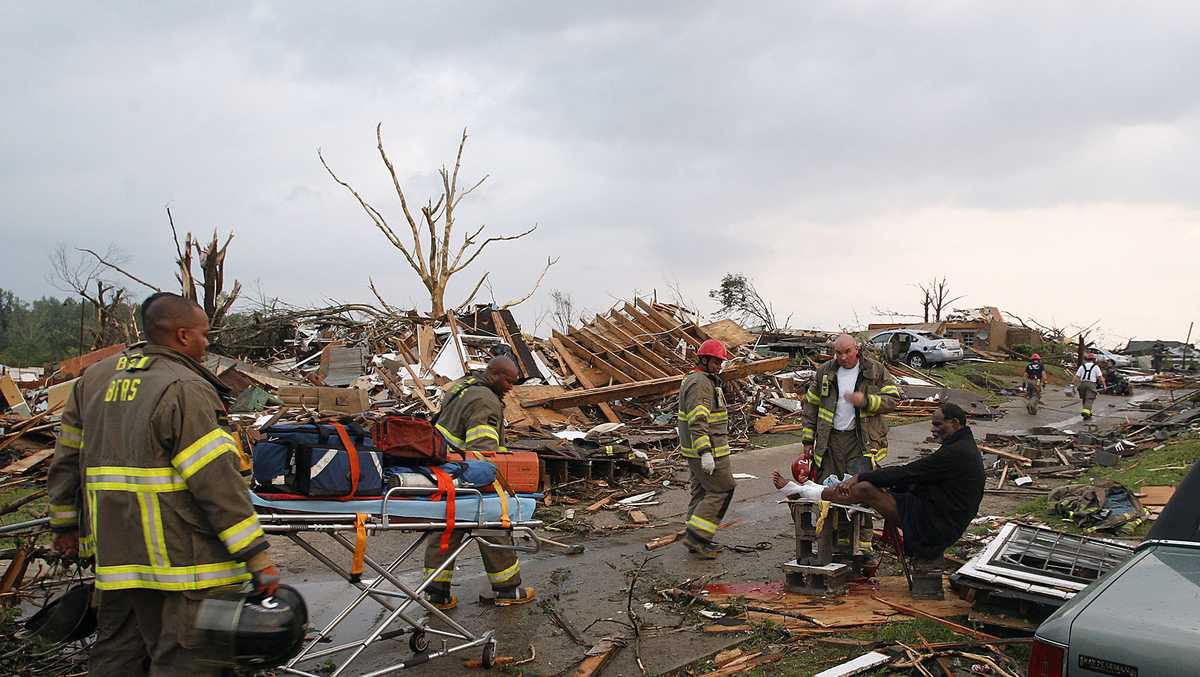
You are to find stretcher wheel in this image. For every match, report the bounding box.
[481,639,498,669]
[409,629,428,653]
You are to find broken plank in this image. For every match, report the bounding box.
[549,337,621,424]
[524,356,790,410]
[0,448,54,475]
[555,330,635,384]
[870,596,999,641]
[593,313,677,373]
[629,510,650,524]
[572,639,622,677]
[572,326,656,381]
[579,324,670,379]
[978,445,1033,466]
[636,298,702,347]
[645,531,683,550]
[813,651,892,677]
[586,494,615,512]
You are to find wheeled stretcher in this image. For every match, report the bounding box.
[253,487,543,677]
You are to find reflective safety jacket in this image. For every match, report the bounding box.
[677,370,730,459]
[435,375,507,454]
[800,356,900,467]
[46,345,268,592]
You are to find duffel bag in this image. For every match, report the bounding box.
[372,415,447,464]
[252,422,382,497]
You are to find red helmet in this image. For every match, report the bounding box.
[1031,353,1041,361]
[697,339,730,361]
[791,455,812,483]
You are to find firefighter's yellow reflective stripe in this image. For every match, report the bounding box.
[1082,408,1092,416]
[86,490,98,557]
[487,560,520,584]
[813,452,823,467]
[436,423,466,449]
[865,394,882,414]
[817,407,834,423]
[172,428,238,480]
[423,567,454,583]
[86,466,187,492]
[58,424,84,449]
[687,514,718,535]
[879,385,901,396]
[95,561,250,591]
[801,427,815,441]
[689,435,711,451]
[116,354,151,370]
[709,410,728,422]
[465,424,500,444]
[712,444,731,458]
[805,390,821,405]
[137,493,171,569]
[218,515,265,555]
[49,504,78,528]
[677,405,712,423]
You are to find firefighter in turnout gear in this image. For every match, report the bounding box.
[1024,353,1046,415]
[423,356,535,609]
[47,293,278,677]
[800,334,901,480]
[678,339,734,559]
[1074,352,1106,419]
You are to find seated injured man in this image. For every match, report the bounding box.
[774,403,985,561]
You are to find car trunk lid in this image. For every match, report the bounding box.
[1067,546,1200,676]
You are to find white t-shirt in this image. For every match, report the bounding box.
[834,364,861,431]
[1076,362,1101,383]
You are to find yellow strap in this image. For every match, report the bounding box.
[469,451,512,527]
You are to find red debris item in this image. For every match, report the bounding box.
[791,454,812,483]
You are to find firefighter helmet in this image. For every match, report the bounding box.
[195,583,308,668]
[697,339,730,361]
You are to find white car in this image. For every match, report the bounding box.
[1091,348,1134,368]
[867,330,964,368]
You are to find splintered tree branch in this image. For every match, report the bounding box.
[454,272,491,312]
[325,125,550,317]
[501,256,558,310]
[319,147,427,279]
[450,224,538,275]
[75,250,159,293]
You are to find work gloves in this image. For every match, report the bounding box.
[700,452,715,475]
[253,565,281,598]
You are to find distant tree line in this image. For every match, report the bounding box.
[0,289,135,367]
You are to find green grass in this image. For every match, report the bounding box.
[1016,437,1200,536]
[0,484,47,528]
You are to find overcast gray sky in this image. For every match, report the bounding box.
[3,2,1198,348]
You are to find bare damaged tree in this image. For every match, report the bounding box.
[48,245,138,348]
[917,277,964,323]
[549,289,577,334]
[319,124,556,317]
[708,273,785,331]
[168,207,241,332]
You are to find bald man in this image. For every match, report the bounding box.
[423,356,536,608]
[48,293,278,676]
[800,334,901,480]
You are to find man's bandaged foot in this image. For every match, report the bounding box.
[781,480,825,501]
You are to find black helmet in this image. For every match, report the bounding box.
[24,582,97,643]
[195,584,308,668]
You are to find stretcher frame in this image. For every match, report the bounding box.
[256,486,543,677]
